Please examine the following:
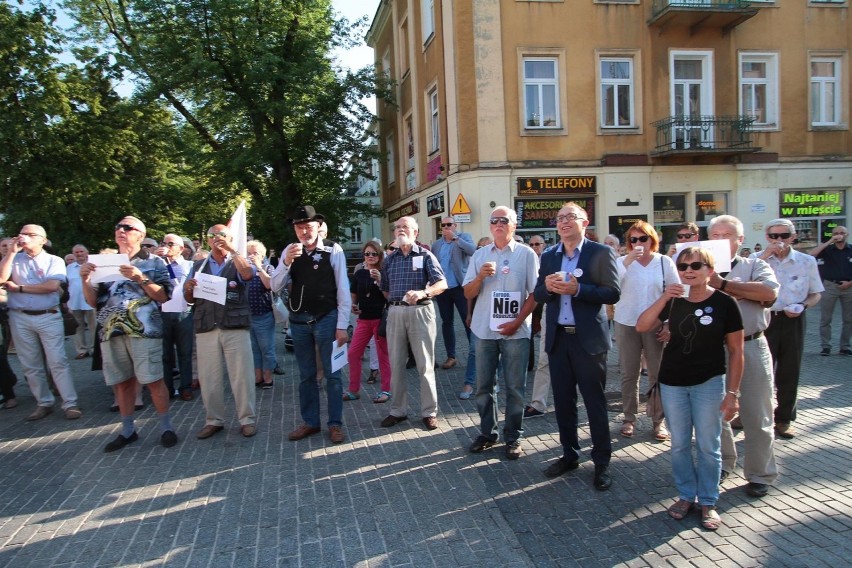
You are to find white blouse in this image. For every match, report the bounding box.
[614,253,680,326]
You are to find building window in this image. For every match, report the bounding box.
[600,58,634,128]
[421,0,435,45]
[428,88,440,153]
[739,52,778,129]
[523,58,560,129]
[399,19,410,76]
[386,133,396,185]
[350,227,363,244]
[810,57,842,126]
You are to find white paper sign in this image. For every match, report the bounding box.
[193,272,227,305]
[161,282,189,313]
[674,239,732,274]
[331,341,348,373]
[86,254,131,284]
[412,256,423,270]
[490,290,521,331]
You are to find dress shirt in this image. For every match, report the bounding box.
[753,249,823,310]
[6,251,66,311]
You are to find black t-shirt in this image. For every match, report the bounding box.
[658,290,743,387]
[351,268,387,320]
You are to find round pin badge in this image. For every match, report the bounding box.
[694,309,703,317]
[228,281,237,288]
[573,268,584,278]
[705,306,714,314]
[699,315,713,325]
[501,266,510,274]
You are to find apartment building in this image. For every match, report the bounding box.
[366,0,851,250]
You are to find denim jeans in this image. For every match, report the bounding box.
[437,286,476,385]
[661,375,724,506]
[289,310,343,427]
[250,311,277,371]
[162,311,194,393]
[475,337,529,443]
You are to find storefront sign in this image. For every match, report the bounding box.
[653,195,686,224]
[608,215,648,240]
[780,190,845,217]
[518,176,597,196]
[387,199,420,222]
[426,155,442,183]
[695,193,728,221]
[515,198,596,229]
[426,191,445,217]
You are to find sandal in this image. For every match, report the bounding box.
[654,423,670,441]
[367,369,379,384]
[701,506,722,531]
[620,422,635,437]
[373,391,391,404]
[667,499,693,520]
[342,391,360,401]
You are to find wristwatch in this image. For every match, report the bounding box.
[424,290,432,299]
[139,278,151,285]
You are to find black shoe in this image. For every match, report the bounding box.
[406,358,416,369]
[821,348,831,356]
[593,465,612,491]
[505,440,522,460]
[134,404,145,411]
[273,366,285,375]
[746,482,769,497]
[469,435,497,453]
[104,432,139,453]
[523,405,544,418]
[840,348,852,356]
[543,457,579,478]
[720,470,730,485]
[161,430,178,448]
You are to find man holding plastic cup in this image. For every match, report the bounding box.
[756,219,822,439]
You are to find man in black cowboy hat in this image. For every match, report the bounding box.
[271,205,351,444]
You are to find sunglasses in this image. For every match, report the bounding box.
[555,213,586,223]
[676,233,695,239]
[115,223,140,232]
[530,242,544,246]
[766,232,791,240]
[629,235,650,244]
[489,217,510,225]
[441,223,454,228]
[364,251,379,257]
[677,261,709,271]
[387,246,397,251]
[207,231,228,238]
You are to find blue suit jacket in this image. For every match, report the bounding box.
[534,238,620,356]
[431,233,475,286]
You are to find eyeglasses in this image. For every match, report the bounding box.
[141,244,156,248]
[441,223,454,228]
[629,235,650,244]
[676,233,695,239]
[207,231,228,238]
[363,251,379,257]
[393,225,412,231]
[163,242,181,248]
[489,217,510,225]
[766,232,791,240]
[115,223,140,232]
[555,213,586,223]
[18,232,45,238]
[677,261,709,271]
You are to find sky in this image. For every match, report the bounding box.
[331,0,381,113]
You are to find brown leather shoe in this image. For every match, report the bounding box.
[196,425,224,439]
[240,424,257,437]
[180,390,194,401]
[288,424,321,441]
[422,416,438,430]
[25,406,53,421]
[74,352,90,360]
[329,425,345,444]
[441,357,457,370]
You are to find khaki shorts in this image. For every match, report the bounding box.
[101,335,163,386]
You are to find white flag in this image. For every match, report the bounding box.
[227,200,248,257]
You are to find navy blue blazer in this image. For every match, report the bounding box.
[533,238,620,356]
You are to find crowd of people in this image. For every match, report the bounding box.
[1,204,849,533]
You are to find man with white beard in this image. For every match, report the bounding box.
[378,216,448,431]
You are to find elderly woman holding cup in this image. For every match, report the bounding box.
[614,221,679,440]
[637,246,744,531]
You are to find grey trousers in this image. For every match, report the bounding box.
[721,336,778,485]
[386,304,438,418]
[819,280,852,351]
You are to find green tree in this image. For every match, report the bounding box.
[64,0,384,246]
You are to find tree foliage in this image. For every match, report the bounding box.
[64,0,384,246]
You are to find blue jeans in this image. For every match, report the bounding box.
[250,311,277,371]
[437,286,476,385]
[661,375,724,506]
[289,310,343,427]
[475,337,529,443]
[162,311,194,393]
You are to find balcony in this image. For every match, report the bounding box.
[648,1,760,34]
[651,115,761,157]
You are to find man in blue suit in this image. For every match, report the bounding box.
[533,202,620,490]
[431,216,477,397]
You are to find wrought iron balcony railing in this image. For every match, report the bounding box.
[651,115,760,156]
[649,0,760,31]
[652,0,754,10]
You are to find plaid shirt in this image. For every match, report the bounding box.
[381,244,445,302]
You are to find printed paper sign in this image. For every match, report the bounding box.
[675,239,732,274]
[331,341,348,373]
[193,272,227,305]
[86,254,131,284]
[490,290,521,331]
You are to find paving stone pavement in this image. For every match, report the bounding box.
[1,306,850,567]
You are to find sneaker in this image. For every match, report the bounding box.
[161,430,178,448]
[720,470,730,485]
[821,348,831,356]
[469,435,497,453]
[458,386,474,400]
[523,406,544,418]
[505,440,522,460]
[840,348,852,356]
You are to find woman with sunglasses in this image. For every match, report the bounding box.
[637,247,744,531]
[614,221,679,440]
[345,242,391,403]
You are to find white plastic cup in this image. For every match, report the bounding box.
[555,271,567,281]
[680,284,691,298]
[485,261,497,272]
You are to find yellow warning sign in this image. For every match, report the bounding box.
[451,193,472,215]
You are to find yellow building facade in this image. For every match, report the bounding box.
[367,0,851,250]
